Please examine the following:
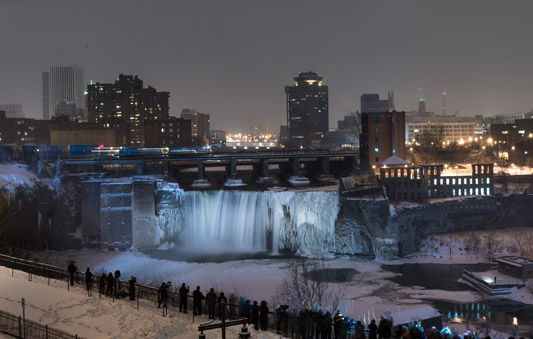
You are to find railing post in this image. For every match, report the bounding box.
[221,300,226,339]
[18,316,22,338]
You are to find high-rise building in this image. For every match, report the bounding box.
[0,104,24,118]
[87,74,169,146]
[418,98,427,115]
[360,111,406,171]
[279,125,289,145]
[180,108,210,146]
[42,65,85,120]
[360,93,392,113]
[285,71,328,148]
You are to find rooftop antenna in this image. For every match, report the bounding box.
[417,86,425,102]
[442,91,448,116]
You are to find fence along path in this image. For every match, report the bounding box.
[0,253,245,323]
[0,308,81,339]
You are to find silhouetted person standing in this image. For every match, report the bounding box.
[113,270,121,299]
[105,272,114,296]
[192,286,205,316]
[378,316,393,339]
[251,301,259,330]
[368,319,378,339]
[158,282,169,308]
[179,283,190,313]
[217,292,228,319]
[322,311,333,339]
[99,274,106,295]
[206,288,217,319]
[259,300,269,331]
[85,267,93,296]
[67,261,77,286]
[128,276,136,301]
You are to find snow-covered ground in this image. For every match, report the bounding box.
[8,246,532,338]
[0,163,38,192]
[0,266,283,339]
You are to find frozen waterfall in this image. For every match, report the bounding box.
[156,189,340,255]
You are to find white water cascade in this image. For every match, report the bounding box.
[156,189,340,255]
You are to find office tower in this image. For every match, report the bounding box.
[360,111,406,171]
[285,71,328,147]
[360,94,392,113]
[0,104,24,118]
[418,98,427,115]
[180,108,210,146]
[42,65,85,120]
[87,74,169,146]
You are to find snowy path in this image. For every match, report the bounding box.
[0,266,283,338]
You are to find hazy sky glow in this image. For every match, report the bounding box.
[2,0,533,132]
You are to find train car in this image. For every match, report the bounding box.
[68,145,97,156]
[91,145,121,156]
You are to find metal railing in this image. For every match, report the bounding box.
[0,253,337,337]
[0,309,80,339]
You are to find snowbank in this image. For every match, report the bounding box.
[0,163,38,192]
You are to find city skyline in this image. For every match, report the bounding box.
[2,1,533,132]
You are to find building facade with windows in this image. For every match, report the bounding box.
[495,111,533,124]
[144,117,192,147]
[360,111,406,171]
[87,74,169,146]
[0,111,50,145]
[285,71,328,148]
[380,164,493,202]
[180,108,210,146]
[360,93,392,113]
[406,115,476,144]
[43,65,85,120]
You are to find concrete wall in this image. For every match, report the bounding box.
[99,182,132,248]
[131,180,157,249]
[81,181,101,244]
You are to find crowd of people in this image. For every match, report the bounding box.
[68,263,528,339]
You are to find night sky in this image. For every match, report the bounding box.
[2,0,533,133]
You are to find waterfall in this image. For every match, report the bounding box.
[156,189,340,255]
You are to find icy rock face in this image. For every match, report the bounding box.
[156,188,340,255]
[334,198,395,258]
